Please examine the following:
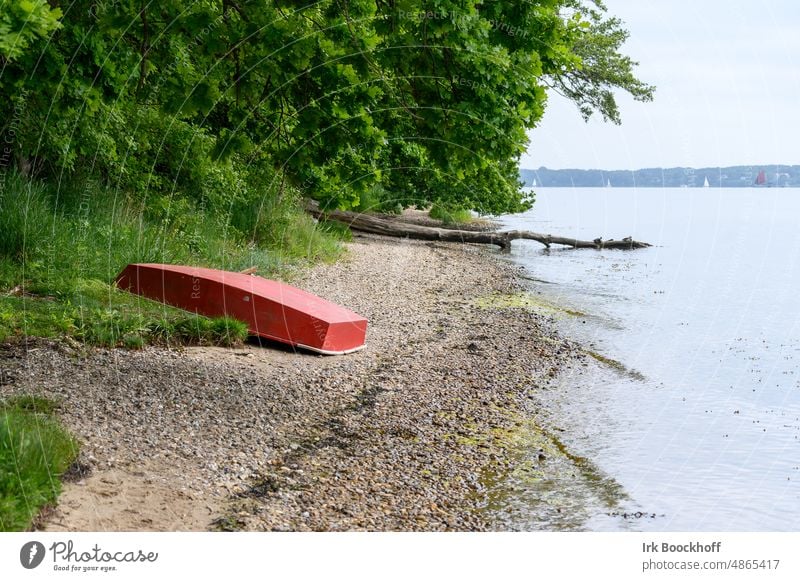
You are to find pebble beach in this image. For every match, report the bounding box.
[1,235,584,531]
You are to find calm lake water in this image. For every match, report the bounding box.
[496,187,800,531]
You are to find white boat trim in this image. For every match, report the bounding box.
[295,342,367,355]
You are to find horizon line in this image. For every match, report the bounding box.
[522,164,800,172]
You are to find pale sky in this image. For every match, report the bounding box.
[520,0,800,170]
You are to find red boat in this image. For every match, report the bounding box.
[115,264,367,355]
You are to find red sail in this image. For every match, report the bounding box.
[755,170,767,185]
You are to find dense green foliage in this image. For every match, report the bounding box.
[1,0,652,216]
[0,395,78,531]
[546,0,654,125]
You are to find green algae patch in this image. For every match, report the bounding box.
[538,425,628,508]
[468,409,629,530]
[585,350,646,382]
[474,292,586,318]
[483,417,627,506]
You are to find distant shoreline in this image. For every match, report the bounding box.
[521,165,799,188]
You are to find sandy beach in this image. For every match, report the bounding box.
[1,235,585,531]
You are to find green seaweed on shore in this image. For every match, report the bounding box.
[538,425,628,508]
[474,292,587,318]
[472,410,629,530]
[585,350,646,382]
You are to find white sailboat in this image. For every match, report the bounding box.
[532,178,538,187]
[703,177,710,187]
[606,178,612,188]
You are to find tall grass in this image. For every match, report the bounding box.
[0,176,52,263]
[231,191,344,265]
[0,171,344,345]
[428,203,474,225]
[0,396,78,531]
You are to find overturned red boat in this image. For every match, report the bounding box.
[116,263,367,355]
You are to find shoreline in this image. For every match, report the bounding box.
[3,235,589,531]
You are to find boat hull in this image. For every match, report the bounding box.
[115,264,367,355]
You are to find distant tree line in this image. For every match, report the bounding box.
[521,166,800,188]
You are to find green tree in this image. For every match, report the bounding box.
[0,0,62,61]
[545,0,655,124]
[0,0,653,217]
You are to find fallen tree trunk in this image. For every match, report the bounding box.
[306,202,651,251]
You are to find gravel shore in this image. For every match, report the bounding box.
[1,235,584,531]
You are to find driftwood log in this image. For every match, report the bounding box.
[306,201,651,251]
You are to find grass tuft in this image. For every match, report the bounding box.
[428,203,474,225]
[0,396,78,531]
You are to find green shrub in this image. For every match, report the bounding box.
[352,184,403,215]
